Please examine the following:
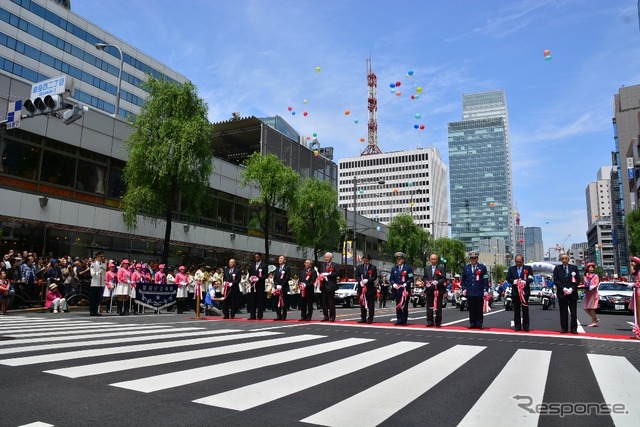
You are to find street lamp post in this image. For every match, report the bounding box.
[95,42,124,117]
[352,176,384,272]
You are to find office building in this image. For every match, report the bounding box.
[514,225,524,258]
[585,166,615,275]
[338,146,449,238]
[0,0,386,283]
[448,90,514,255]
[524,227,544,262]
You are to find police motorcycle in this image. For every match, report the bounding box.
[504,286,513,311]
[541,286,555,310]
[459,291,468,311]
[411,280,426,308]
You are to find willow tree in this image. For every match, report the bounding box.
[385,213,425,265]
[242,153,299,261]
[289,178,346,265]
[122,76,213,264]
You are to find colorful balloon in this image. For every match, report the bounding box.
[395,81,401,87]
[416,87,423,94]
[395,91,401,97]
[407,70,414,76]
[315,66,321,72]
[543,49,550,57]
[344,109,350,115]
[410,95,416,100]
[303,111,308,117]
[414,94,420,99]
[306,136,310,140]
[390,83,396,88]
[544,55,552,61]
[303,99,308,104]
[312,133,317,137]
[390,88,396,94]
[287,106,292,111]
[360,137,365,142]
[354,119,359,124]
[414,124,419,129]
[419,124,425,130]
[291,111,296,115]
[414,113,421,119]
[313,149,319,156]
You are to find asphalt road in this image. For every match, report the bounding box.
[1,300,639,427]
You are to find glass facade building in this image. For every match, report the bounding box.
[448,90,514,255]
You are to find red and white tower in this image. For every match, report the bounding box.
[361,57,382,155]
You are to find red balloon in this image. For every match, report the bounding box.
[543,49,550,57]
[287,106,292,111]
[395,81,401,87]
[303,112,308,116]
[419,124,425,130]
[410,95,415,100]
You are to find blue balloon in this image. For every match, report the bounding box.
[291,111,296,115]
[390,83,396,88]
[407,70,414,76]
[376,226,381,232]
[413,124,419,129]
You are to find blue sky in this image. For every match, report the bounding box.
[72,0,640,254]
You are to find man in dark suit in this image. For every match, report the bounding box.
[355,254,378,324]
[423,253,446,327]
[273,255,291,321]
[222,258,241,319]
[298,259,317,321]
[461,252,489,329]
[320,252,340,322]
[389,252,413,325]
[506,254,533,331]
[553,253,580,334]
[247,252,268,320]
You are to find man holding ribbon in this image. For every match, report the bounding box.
[423,253,446,327]
[299,259,317,321]
[273,255,291,321]
[248,252,268,320]
[390,252,413,326]
[552,253,580,334]
[506,254,533,332]
[356,254,378,324]
[222,259,241,319]
[461,252,489,329]
[319,252,340,322]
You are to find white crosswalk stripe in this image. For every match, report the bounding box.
[301,344,485,427]
[112,337,369,393]
[588,354,640,427]
[2,317,639,427]
[457,349,551,426]
[195,341,427,410]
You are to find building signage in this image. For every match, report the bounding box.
[30,75,70,99]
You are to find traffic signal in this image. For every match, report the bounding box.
[23,95,63,117]
[62,104,88,125]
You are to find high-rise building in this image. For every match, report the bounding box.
[514,225,524,257]
[448,90,514,255]
[585,166,615,276]
[610,85,640,276]
[524,227,544,262]
[338,147,449,238]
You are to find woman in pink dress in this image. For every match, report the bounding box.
[582,262,599,327]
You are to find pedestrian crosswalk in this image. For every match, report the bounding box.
[1,316,639,427]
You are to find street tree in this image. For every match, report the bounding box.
[626,208,640,256]
[386,214,423,265]
[242,152,299,261]
[122,76,213,264]
[288,178,346,265]
[432,237,466,276]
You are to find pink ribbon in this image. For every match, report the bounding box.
[359,283,368,309]
[396,285,407,310]
[517,280,528,307]
[300,283,306,299]
[223,281,231,299]
[483,293,492,313]
[273,288,284,307]
[432,288,439,311]
[249,276,258,292]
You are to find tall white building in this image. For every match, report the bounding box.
[338,147,449,238]
[586,166,615,275]
[586,166,613,226]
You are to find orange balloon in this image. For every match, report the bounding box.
[543,49,550,57]
[393,188,398,193]
[395,91,402,97]
[360,137,365,142]
[344,109,350,115]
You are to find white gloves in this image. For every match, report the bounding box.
[589,285,596,291]
[393,284,398,289]
[462,290,467,296]
[563,287,573,295]
[431,281,438,286]
[483,292,488,297]
[361,279,368,285]
[276,285,282,290]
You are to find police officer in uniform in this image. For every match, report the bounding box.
[461,252,489,329]
[355,254,378,324]
[389,252,413,325]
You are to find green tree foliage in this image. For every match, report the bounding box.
[626,208,640,256]
[242,152,299,261]
[122,76,213,264]
[386,214,426,265]
[288,178,346,265]
[432,237,466,276]
[492,264,507,284]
